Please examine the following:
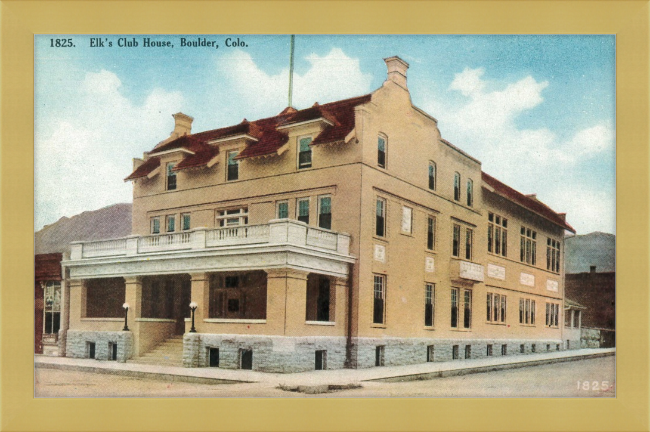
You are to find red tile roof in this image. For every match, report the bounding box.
[125,94,372,176]
[482,172,576,233]
[124,156,160,181]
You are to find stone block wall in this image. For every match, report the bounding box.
[183,333,347,373]
[65,330,133,363]
[350,337,566,369]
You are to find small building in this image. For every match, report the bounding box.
[565,266,615,347]
[59,56,576,372]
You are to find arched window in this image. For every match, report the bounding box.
[454,172,461,201]
[428,162,436,190]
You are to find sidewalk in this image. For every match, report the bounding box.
[35,348,615,388]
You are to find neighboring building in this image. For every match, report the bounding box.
[565,266,615,348]
[35,253,63,355]
[564,298,586,350]
[60,56,576,372]
[34,203,131,355]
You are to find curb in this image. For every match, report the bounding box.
[35,362,249,385]
[367,351,615,383]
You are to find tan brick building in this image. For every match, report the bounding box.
[61,56,576,372]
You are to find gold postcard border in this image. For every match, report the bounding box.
[2,1,648,431]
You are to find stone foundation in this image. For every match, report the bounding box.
[65,330,133,363]
[350,337,566,369]
[181,333,568,373]
[183,333,347,373]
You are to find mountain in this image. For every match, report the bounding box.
[35,203,132,255]
[564,231,615,274]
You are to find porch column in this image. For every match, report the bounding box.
[570,309,575,329]
[283,269,309,335]
[58,274,71,356]
[67,279,84,329]
[124,276,142,356]
[189,273,209,332]
[332,277,349,328]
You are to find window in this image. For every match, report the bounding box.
[547,238,561,273]
[520,226,537,265]
[166,163,177,190]
[318,196,332,230]
[401,206,412,234]
[424,283,435,327]
[166,215,176,232]
[452,345,459,360]
[427,217,435,250]
[373,275,386,324]
[546,302,559,327]
[488,212,508,256]
[465,228,473,260]
[501,344,507,356]
[182,213,191,231]
[519,298,536,325]
[377,136,386,168]
[240,349,253,370]
[227,150,239,181]
[463,289,472,329]
[376,198,386,237]
[454,172,461,201]
[451,288,459,328]
[43,281,61,335]
[276,201,289,219]
[298,136,312,169]
[520,344,525,354]
[315,350,327,370]
[466,179,473,207]
[109,342,118,361]
[375,346,385,366]
[452,224,461,257]
[427,345,435,362]
[216,208,248,227]
[465,345,471,359]
[209,348,220,367]
[209,272,267,319]
[487,344,493,356]
[487,293,506,323]
[428,162,436,190]
[87,342,96,359]
[532,344,536,353]
[306,275,331,322]
[547,344,551,351]
[150,217,160,234]
[297,198,310,224]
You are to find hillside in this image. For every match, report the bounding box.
[564,231,615,274]
[35,203,132,255]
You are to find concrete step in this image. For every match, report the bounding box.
[131,336,187,367]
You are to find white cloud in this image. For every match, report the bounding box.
[425,67,615,234]
[35,69,184,230]
[220,48,372,114]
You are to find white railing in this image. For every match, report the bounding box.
[82,238,128,258]
[138,232,192,253]
[206,224,270,247]
[70,220,350,260]
[306,226,338,250]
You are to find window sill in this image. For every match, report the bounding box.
[373,236,388,243]
[80,318,123,322]
[135,318,175,323]
[202,318,266,324]
[485,321,507,326]
[425,249,437,254]
[423,327,436,331]
[519,323,537,327]
[400,232,414,237]
[371,324,387,329]
[305,321,335,326]
[450,327,472,332]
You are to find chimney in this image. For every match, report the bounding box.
[384,56,409,89]
[171,112,194,138]
[558,212,567,221]
[590,265,597,274]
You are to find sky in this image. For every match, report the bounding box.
[34,35,615,235]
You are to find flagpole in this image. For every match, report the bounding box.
[288,35,295,108]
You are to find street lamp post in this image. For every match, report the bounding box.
[189,302,198,333]
[122,303,130,331]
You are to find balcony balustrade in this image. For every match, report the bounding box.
[70,219,351,261]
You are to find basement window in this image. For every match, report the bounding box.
[501,344,507,356]
[375,346,385,366]
[109,342,117,361]
[209,348,220,367]
[452,345,459,360]
[427,345,435,362]
[465,345,471,359]
[315,350,327,370]
[486,344,493,357]
[87,342,96,359]
[240,349,253,370]
[520,344,525,354]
